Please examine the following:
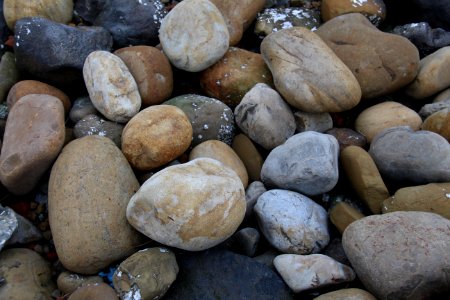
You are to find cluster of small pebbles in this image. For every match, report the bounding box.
[1,0,450,299]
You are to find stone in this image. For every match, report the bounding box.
[165,94,235,147]
[121,105,192,170]
[321,0,386,26]
[114,46,173,107]
[418,102,450,118]
[83,50,141,123]
[382,182,450,219]
[274,254,355,293]
[126,158,246,251]
[227,227,260,257]
[199,47,274,107]
[254,189,329,254]
[244,181,266,220]
[232,134,264,181]
[0,206,17,251]
[369,126,450,184]
[322,238,350,266]
[408,0,450,31]
[0,95,65,195]
[6,211,42,246]
[57,272,104,295]
[294,111,333,133]
[326,127,367,149]
[74,114,124,148]
[48,136,144,274]
[355,101,422,142]
[69,96,98,124]
[406,46,450,99]
[421,108,450,141]
[342,211,450,299]
[68,283,118,300]
[0,248,55,299]
[434,87,450,103]
[234,83,296,150]
[340,145,390,214]
[0,2,10,46]
[163,248,293,299]
[261,132,339,196]
[113,247,178,300]
[316,13,420,99]
[313,288,377,300]
[189,140,249,188]
[261,27,361,113]
[329,201,365,234]
[0,52,19,102]
[159,0,229,72]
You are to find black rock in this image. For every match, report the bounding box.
[0,0,11,55]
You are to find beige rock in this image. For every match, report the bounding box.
[68,283,118,300]
[49,136,144,274]
[329,202,365,234]
[57,272,104,295]
[126,158,246,251]
[355,101,422,142]
[232,134,263,181]
[313,288,377,300]
[121,105,192,171]
[321,0,386,26]
[261,27,361,113]
[422,108,450,141]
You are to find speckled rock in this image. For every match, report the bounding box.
[313,288,377,300]
[326,128,367,149]
[0,52,19,102]
[69,97,98,124]
[68,283,119,300]
[294,111,333,133]
[74,114,124,148]
[57,272,104,295]
[244,181,266,220]
[232,134,264,181]
[321,0,386,26]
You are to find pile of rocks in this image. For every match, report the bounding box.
[0,0,450,299]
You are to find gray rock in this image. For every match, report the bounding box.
[0,206,18,251]
[74,114,124,148]
[0,52,19,102]
[245,181,266,220]
[294,111,333,133]
[69,97,98,124]
[321,237,351,266]
[6,211,42,246]
[227,227,260,257]
[261,132,339,196]
[418,102,450,118]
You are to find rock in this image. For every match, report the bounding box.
[232,134,264,181]
[69,96,98,123]
[316,13,419,99]
[6,211,42,246]
[234,83,295,150]
[254,189,329,254]
[421,108,450,141]
[14,17,113,86]
[113,247,178,300]
[75,0,166,48]
[189,140,248,188]
[74,114,124,148]
[163,248,293,299]
[48,136,144,274]
[434,87,450,103]
[0,206,17,251]
[114,46,173,107]
[340,145,390,213]
[126,158,246,251]
[83,50,141,123]
[244,181,266,220]
[325,128,367,149]
[159,0,229,72]
[121,105,192,170]
[408,0,450,31]
[3,0,73,29]
[0,248,55,299]
[0,2,10,46]
[165,94,235,147]
[406,46,450,99]
[355,101,422,142]
[329,201,365,234]
[294,111,333,133]
[369,126,450,184]
[0,52,19,102]
[57,272,104,295]
[199,47,274,107]
[321,0,386,26]
[274,254,355,293]
[322,237,350,266]
[0,95,65,195]
[342,211,450,299]
[227,227,260,257]
[261,27,361,113]
[68,283,118,300]
[261,132,339,196]
[382,182,450,219]
[313,288,377,300]
[418,101,450,118]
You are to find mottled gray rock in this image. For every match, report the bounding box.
[74,114,124,148]
[0,206,18,251]
[419,102,450,118]
[294,111,333,133]
[0,52,19,102]
[245,181,266,220]
[69,97,98,124]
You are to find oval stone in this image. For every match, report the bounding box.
[321,0,386,26]
[232,134,264,182]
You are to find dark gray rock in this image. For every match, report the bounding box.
[6,212,42,246]
[321,237,350,267]
[0,52,19,102]
[74,114,124,147]
[227,227,260,257]
[0,0,10,53]
[244,181,266,220]
[69,96,98,123]
[0,206,17,251]
[411,0,450,31]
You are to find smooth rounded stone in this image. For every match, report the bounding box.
[261,27,361,113]
[355,101,422,142]
[48,136,144,274]
[227,227,260,257]
[199,47,274,107]
[74,114,124,148]
[313,288,377,300]
[68,283,119,300]
[382,182,450,219]
[5,210,42,246]
[69,96,98,123]
[316,13,420,99]
[433,87,450,103]
[321,0,386,26]
[57,272,104,295]
[0,206,17,251]
[4,0,73,29]
[83,51,141,123]
[369,126,450,184]
[113,247,178,300]
[341,146,390,214]
[0,95,65,195]
[114,46,173,107]
[165,94,235,146]
[406,46,450,99]
[0,52,19,102]
[261,132,339,196]
[294,111,333,133]
[122,105,192,170]
[159,0,229,72]
[255,7,321,37]
[126,158,246,251]
[244,181,266,220]
[343,211,450,299]
[189,140,248,188]
[326,127,367,149]
[421,108,450,141]
[232,134,263,181]
[163,248,293,299]
[329,201,365,234]
[274,254,355,293]
[0,248,55,299]
[210,0,265,46]
[235,83,295,150]
[254,189,329,254]
[14,17,113,85]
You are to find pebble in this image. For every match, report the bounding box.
[74,114,124,148]
[232,134,264,181]
[325,128,367,149]
[261,27,361,113]
[313,288,377,300]
[234,83,296,150]
[69,96,98,124]
[433,87,450,102]
[254,189,329,254]
[294,111,333,133]
[5,209,42,246]
[244,181,266,220]
[57,272,104,295]
[226,227,260,257]
[421,108,450,141]
[329,201,365,234]
[343,211,450,299]
[0,206,17,251]
[321,0,386,26]
[418,101,450,118]
[0,52,19,102]
[67,283,119,300]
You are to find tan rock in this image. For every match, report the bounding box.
[422,108,450,141]
[313,288,377,300]
[121,105,192,171]
[329,202,365,234]
[57,272,104,295]
[232,134,263,181]
[68,283,118,300]
[321,0,386,26]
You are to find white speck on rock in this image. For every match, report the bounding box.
[203,124,209,130]
[446,193,450,198]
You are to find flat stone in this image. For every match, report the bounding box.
[232,134,264,181]
[321,0,386,26]
[329,201,365,234]
[421,108,450,141]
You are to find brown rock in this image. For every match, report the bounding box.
[326,127,367,149]
[232,134,263,181]
[57,272,104,295]
[68,283,118,300]
[321,0,386,26]
[313,288,377,300]
[329,202,365,234]
[422,108,450,141]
